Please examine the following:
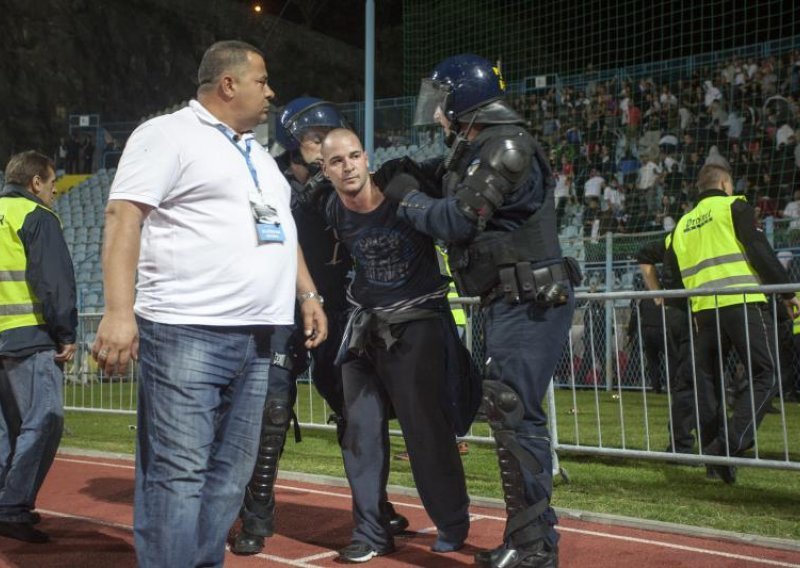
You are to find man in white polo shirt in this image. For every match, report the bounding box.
[91,40,327,568]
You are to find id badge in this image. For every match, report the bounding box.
[256,222,285,244]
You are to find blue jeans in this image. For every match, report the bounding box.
[0,350,64,523]
[134,318,272,568]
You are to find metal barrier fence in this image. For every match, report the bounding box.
[552,284,800,473]
[65,284,800,473]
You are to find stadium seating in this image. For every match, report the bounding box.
[52,168,115,313]
[371,141,445,170]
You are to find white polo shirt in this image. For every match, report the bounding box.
[110,100,297,326]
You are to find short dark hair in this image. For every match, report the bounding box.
[696,164,731,191]
[4,151,55,187]
[197,40,263,89]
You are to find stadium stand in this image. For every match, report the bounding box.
[365,46,800,293]
[53,169,114,312]
[370,49,800,238]
[53,38,800,303]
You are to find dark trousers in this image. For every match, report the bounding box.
[341,318,469,550]
[310,309,347,416]
[694,304,778,454]
[660,308,705,452]
[484,291,575,549]
[640,327,663,391]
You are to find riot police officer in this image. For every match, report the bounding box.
[380,55,577,568]
[231,98,407,555]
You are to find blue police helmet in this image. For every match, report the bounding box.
[276,97,345,152]
[414,54,522,127]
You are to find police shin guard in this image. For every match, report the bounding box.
[232,394,292,555]
[475,381,558,568]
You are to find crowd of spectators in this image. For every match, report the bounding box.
[509,50,800,236]
[376,50,800,237]
[61,50,800,239]
[55,134,96,174]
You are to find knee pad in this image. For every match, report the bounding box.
[263,395,291,430]
[482,380,524,431]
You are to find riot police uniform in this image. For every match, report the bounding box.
[382,54,577,568]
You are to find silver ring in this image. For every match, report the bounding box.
[98,349,109,359]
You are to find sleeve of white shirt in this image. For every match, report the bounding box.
[109,120,181,208]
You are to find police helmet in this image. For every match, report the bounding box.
[413,54,522,127]
[276,97,345,152]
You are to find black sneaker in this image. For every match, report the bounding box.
[388,512,409,535]
[338,541,394,563]
[0,521,49,543]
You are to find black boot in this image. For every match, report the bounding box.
[475,542,558,568]
[230,530,265,555]
[703,438,737,485]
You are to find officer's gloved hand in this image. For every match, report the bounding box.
[305,171,333,212]
[382,172,420,203]
[372,158,407,192]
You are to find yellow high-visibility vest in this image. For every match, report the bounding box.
[436,246,466,326]
[0,197,52,332]
[670,194,765,312]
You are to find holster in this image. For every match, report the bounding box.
[498,260,577,306]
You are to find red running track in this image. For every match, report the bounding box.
[0,453,798,567]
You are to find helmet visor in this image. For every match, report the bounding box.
[413,79,450,126]
[286,101,343,142]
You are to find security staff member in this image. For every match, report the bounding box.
[665,149,800,483]
[381,54,577,568]
[636,239,705,454]
[0,151,77,543]
[231,98,407,556]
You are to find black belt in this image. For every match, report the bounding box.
[492,260,570,306]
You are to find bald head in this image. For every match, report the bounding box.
[321,128,362,159]
[322,128,372,199]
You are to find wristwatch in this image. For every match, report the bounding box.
[297,291,325,305]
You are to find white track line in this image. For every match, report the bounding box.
[294,551,339,563]
[234,549,332,568]
[57,457,134,470]
[52,456,800,567]
[553,526,800,568]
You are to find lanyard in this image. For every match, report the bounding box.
[215,124,260,191]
